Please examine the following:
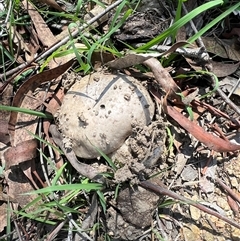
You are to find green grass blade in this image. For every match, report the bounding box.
[166,127,173,153]
[24,183,103,195]
[94,147,117,171]
[188,2,240,43]
[26,130,63,154]
[19,196,43,212]
[87,7,132,62]
[85,137,117,171]
[16,210,57,225]
[75,0,83,17]
[0,105,53,118]
[198,71,219,99]
[97,190,106,214]
[172,0,184,41]
[51,163,68,186]
[137,0,223,51]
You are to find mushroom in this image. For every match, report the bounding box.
[57,72,155,159]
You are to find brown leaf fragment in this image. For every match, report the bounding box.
[211,61,239,77]
[91,51,115,69]
[143,58,181,102]
[45,86,65,115]
[227,195,239,215]
[8,59,74,144]
[22,0,57,47]
[161,41,192,57]
[3,139,38,169]
[25,27,40,62]
[106,53,156,69]
[5,167,38,208]
[0,120,10,144]
[20,160,45,189]
[7,24,31,58]
[166,104,240,152]
[0,82,13,121]
[202,36,240,61]
[0,203,8,232]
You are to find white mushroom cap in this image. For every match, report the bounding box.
[58,72,155,158]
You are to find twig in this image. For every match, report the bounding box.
[75,193,98,241]
[45,219,67,241]
[143,58,181,102]
[0,0,12,37]
[182,2,206,50]
[182,2,240,116]
[213,80,240,116]
[215,177,240,204]
[0,0,123,80]
[134,43,210,62]
[67,214,93,241]
[140,180,240,229]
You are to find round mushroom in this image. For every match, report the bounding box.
[57,72,155,159]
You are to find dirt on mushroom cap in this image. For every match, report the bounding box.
[57,71,155,159]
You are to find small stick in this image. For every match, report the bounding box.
[215,177,240,204]
[0,0,123,80]
[140,180,240,229]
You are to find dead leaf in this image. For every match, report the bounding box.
[25,27,40,62]
[211,61,239,77]
[22,0,57,48]
[5,167,38,208]
[0,83,13,121]
[91,51,115,69]
[22,0,76,67]
[143,58,181,102]
[7,23,31,57]
[0,142,9,169]
[219,76,240,96]
[106,53,161,69]
[21,160,45,189]
[168,104,240,152]
[0,120,10,144]
[0,203,8,232]
[8,59,74,145]
[152,88,240,152]
[45,86,65,115]
[3,139,38,169]
[202,36,240,61]
[227,195,239,215]
[176,25,187,42]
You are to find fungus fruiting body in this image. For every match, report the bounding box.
[58,72,155,159]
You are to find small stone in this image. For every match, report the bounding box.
[182,224,201,241]
[231,227,240,241]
